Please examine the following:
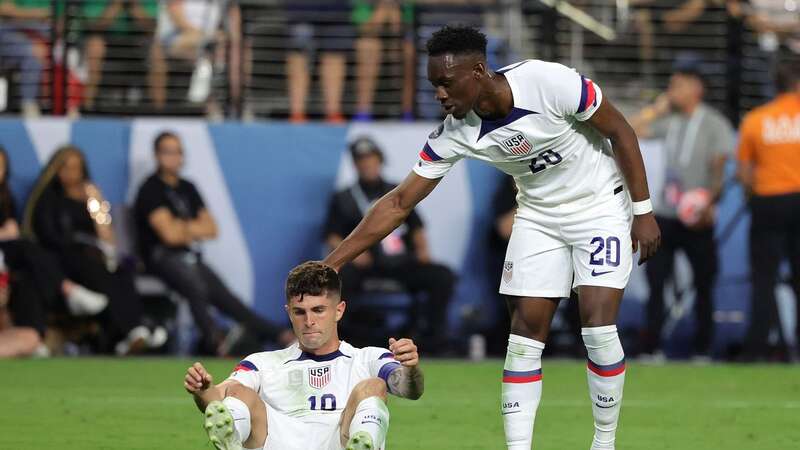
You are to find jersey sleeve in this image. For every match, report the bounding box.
[366,347,402,383]
[532,62,604,121]
[411,122,466,179]
[226,355,262,392]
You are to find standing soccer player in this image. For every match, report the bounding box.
[323,25,660,449]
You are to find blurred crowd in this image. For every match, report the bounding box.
[0,0,797,120]
[0,0,798,363]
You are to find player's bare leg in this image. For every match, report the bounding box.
[578,285,626,450]
[502,296,559,450]
[205,382,268,450]
[339,377,390,450]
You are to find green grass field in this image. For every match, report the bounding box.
[1,358,798,449]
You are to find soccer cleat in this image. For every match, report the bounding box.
[204,401,241,450]
[346,431,375,450]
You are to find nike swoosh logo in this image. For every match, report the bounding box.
[591,269,613,276]
[502,411,521,415]
[595,403,616,409]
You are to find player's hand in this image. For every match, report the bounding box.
[184,362,213,395]
[632,213,661,265]
[389,337,419,368]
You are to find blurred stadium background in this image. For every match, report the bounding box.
[0,0,799,449]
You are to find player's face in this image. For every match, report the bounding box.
[286,293,345,351]
[427,53,482,120]
[354,153,382,184]
[156,137,184,174]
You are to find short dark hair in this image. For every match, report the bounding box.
[154,131,179,153]
[285,261,341,303]
[426,25,487,58]
[776,59,800,93]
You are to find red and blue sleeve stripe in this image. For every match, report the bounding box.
[587,358,625,377]
[577,75,597,113]
[234,360,258,372]
[502,368,542,383]
[419,143,443,162]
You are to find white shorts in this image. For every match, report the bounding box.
[499,190,633,298]
[263,404,343,450]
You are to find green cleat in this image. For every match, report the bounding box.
[203,401,241,450]
[346,431,375,450]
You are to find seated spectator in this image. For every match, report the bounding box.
[0,0,51,117]
[133,132,289,356]
[151,0,243,118]
[0,259,44,358]
[23,145,165,355]
[0,146,108,349]
[351,0,415,121]
[76,0,158,111]
[285,1,351,123]
[325,137,455,351]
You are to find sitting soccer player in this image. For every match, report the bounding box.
[183,261,424,450]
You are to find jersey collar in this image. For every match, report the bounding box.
[286,342,353,363]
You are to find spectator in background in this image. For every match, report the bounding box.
[325,137,455,351]
[631,53,735,361]
[351,0,415,121]
[77,0,158,112]
[23,146,165,355]
[133,132,289,356]
[285,1,351,123]
[0,262,43,358]
[151,0,243,118]
[0,0,51,117]
[0,147,109,347]
[736,60,800,362]
[730,0,800,54]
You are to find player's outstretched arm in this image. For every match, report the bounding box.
[587,97,661,265]
[184,361,238,412]
[386,337,424,400]
[323,173,441,271]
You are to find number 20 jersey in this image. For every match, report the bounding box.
[414,59,627,219]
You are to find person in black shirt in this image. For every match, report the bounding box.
[23,146,163,355]
[134,132,288,356]
[325,137,455,351]
[0,146,110,349]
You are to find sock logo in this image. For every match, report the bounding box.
[596,395,615,403]
[502,401,520,409]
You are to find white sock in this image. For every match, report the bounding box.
[502,334,545,450]
[348,396,390,448]
[222,396,251,444]
[582,325,626,450]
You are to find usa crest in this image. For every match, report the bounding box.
[503,261,514,283]
[501,133,533,155]
[309,366,331,389]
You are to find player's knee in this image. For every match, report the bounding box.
[225,383,261,408]
[353,377,388,401]
[509,314,549,342]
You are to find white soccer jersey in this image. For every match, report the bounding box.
[227,341,399,434]
[414,59,625,219]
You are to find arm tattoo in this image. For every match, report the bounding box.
[387,366,424,400]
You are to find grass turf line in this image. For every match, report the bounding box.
[0,359,798,449]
